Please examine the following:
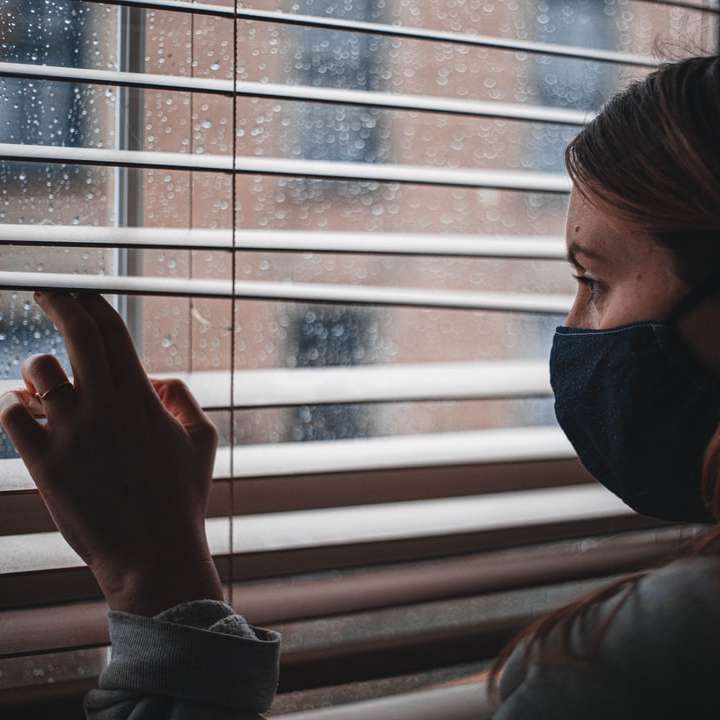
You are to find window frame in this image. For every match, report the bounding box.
[115,5,145,347]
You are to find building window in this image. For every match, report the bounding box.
[282,1,383,442]
[1,0,86,154]
[283,0,386,200]
[529,0,616,173]
[0,0,88,457]
[285,306,376,442]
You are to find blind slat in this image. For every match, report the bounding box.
[633,0,719,11]
[1,426,575,494]
[0,271,574,313]
[1,459,597,539]
[274,683,490,720]
[77,0,661,66]
[213,428,575,479]
[0,143,572,192]
[0,224,567,258]
[0,484,632,575]
[154,362,553,407]
[0,516,667,611]
[0,361,552,412]
[0,62,592,126]
[0,531,684,658]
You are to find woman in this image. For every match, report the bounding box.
[2,51,720,718]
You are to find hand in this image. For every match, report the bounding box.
[0,291,224,616]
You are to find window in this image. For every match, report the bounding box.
[282,0,387,204]
[285,305,377,441]
[283,0,384,442]
[0,0,718,713]
[529,0,617,173]
[289,0,384,165]
[1,0,86,151]
[0,0,101,458]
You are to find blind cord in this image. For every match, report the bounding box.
[189,9,195,386]
[228,0,239,609]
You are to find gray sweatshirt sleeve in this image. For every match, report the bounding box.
[493,555,720,720]
[84,599,281,720]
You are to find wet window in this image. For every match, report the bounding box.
[1,0,89,166]
[286,305,377,441]
[290,0,383,165]
[0,1,718,693]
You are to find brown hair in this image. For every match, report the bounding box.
[488,51,720,703]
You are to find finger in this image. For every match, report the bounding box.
[75,293,152,392]
[0,391,48,459]
[152,379,218,448]
[13,387,45,419]
[21,354,76,419]
[34,291,113,395]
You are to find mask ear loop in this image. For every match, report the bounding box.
[666,269,720,325]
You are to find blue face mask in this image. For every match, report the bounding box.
[549,271,720,523]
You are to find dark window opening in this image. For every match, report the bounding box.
[283,0,387,200]
[1,0,88,144]
[285,306,377,442]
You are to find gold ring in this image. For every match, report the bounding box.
[36,381,73,402]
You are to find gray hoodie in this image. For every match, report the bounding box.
[84,599,280,719]
[83,555,720,719]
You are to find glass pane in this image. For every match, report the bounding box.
[0,0,118,459]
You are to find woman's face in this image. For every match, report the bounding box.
[563,185,720,375]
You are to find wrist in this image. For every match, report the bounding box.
[99,555,224,617]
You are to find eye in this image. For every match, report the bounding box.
[572,274,599,295]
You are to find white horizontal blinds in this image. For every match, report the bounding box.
[0,143,572,190]
[1,426,572,495]
[636,0,720,9]
[73,0,663,66]
[0,225,567,257]
[0,4,713,523]
[1,528,696,685]
[84,0,720,21]
[0,360,554,411]
[0,13,712,458]
[1,485,631,575]
[0,1,716,684]
[0,61,595,125]
[0,271,573,312]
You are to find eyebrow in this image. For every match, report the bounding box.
[566,241,607,267]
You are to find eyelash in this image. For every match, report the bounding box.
[572,274,599,294]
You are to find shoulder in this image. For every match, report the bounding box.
[496,554,720,718]
[635,553,720,606]
[622,554,720,650]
